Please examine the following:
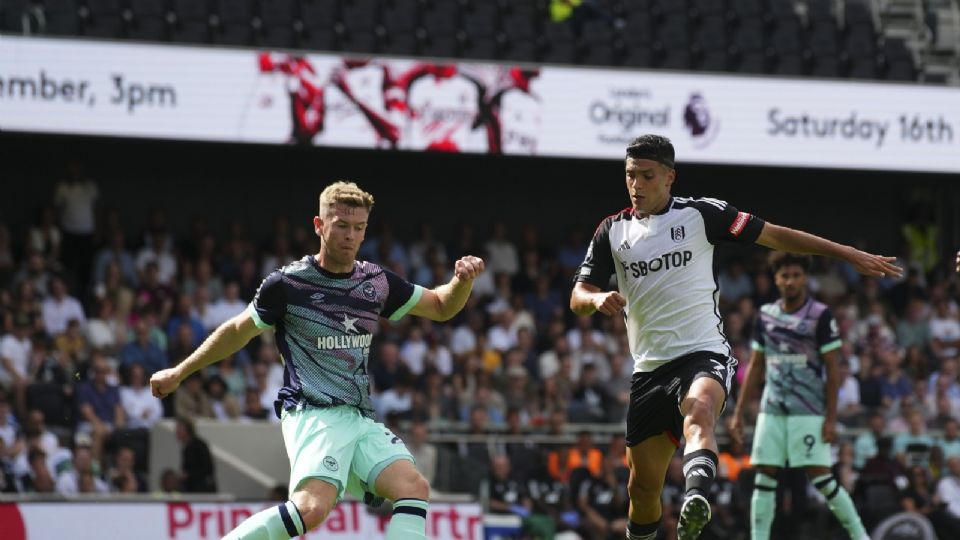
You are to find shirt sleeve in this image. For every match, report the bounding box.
[382,269,423,321]
[573,217,615,288]
[816,308,842,355]
[691,198,765,245]
[248,271,286,329]
[750,314,766,353]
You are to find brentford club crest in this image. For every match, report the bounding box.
[670,226,686,242]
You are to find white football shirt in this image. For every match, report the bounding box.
[575,196,765,373]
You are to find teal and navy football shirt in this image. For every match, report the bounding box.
[249,255,422,417]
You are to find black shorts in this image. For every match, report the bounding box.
[625,351,737,448]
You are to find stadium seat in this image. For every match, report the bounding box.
[733,17,765,55]
[170,0,210,43]
[765,0,796,20]
[0,0,26,32]
[302,26,336,49]
[128,0,169,41]
[660,48,691,70]
[420,33,458,57]
[769,16,802,57]
[40,0,82,36]
[84,0,127,39]
[506,36,537,62]
[299,0,338,30]
[844,0,875,26]
[341,0,378,34]
[698,50,728,71]
[462,0,497,37]
[693,0,727,20]
[806,0,834,22]
[420,1,459,38]
[621,46,655,67]
[340,27,378,53]
[730,0,762,20]
[845,22,877,59]
[500,7,537,42]
[380,31,416,55]
[657,13,690,51]
[882,37,916,81]
[380,0,418,36]
[810,55,841,77]
[848,56,877,79]
[461,34,499,59]
[807,19,838,58]
[542,21,576,63]
[620,12,653,48]
[657,0,689,17]
[580,18,611,46]
[736,51,766,72]
[212,0,254,45]
[260,0,296,27]
[697,15,728,52]
[581,41,615,66]
[773,53,804,75]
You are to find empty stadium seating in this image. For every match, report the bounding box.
[1,0,956,83]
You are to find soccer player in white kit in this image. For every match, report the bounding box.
[570,135,900,540]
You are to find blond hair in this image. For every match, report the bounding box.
[318,181,374,217]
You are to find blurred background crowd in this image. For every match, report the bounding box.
[0,162,958,540]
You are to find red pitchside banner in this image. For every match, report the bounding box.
[0,501,484,540]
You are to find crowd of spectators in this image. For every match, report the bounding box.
[1,166,959,539]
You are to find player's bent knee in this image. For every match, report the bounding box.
[683,401,716,436]
[291,490,335,530]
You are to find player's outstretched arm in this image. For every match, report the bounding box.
[570,282,626,317]
[756,222,902,278]
[729,349,766,447]
[409,255,485,321]
[150,312,264,399]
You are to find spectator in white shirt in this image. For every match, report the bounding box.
[400,326,429,376]
[54,161,98,287]
[0,315,33,392]
[930,298,960,361]
[203,282,246,332]
[56,444,108,495]
[120,363,163,430]
[135,234,178,286]
[41,277,86,336]
[54,162,98,237]
[487,307,518,354]
[936,456,960,520]
[484,222,519,277]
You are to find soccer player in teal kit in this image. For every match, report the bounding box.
[730,252,869,540]
[150,181,484,540]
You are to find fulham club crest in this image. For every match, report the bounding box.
[670,226,686,243]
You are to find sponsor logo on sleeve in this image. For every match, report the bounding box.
[729,212,750,236]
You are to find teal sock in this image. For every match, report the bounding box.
[224,501,305,540]
[386,498,428,540]
[751,472,777,540]
[812,474,869,540]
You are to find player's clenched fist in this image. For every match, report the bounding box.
[593,291,627,316]
[454,256,485,281]
[150,368,182,399]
